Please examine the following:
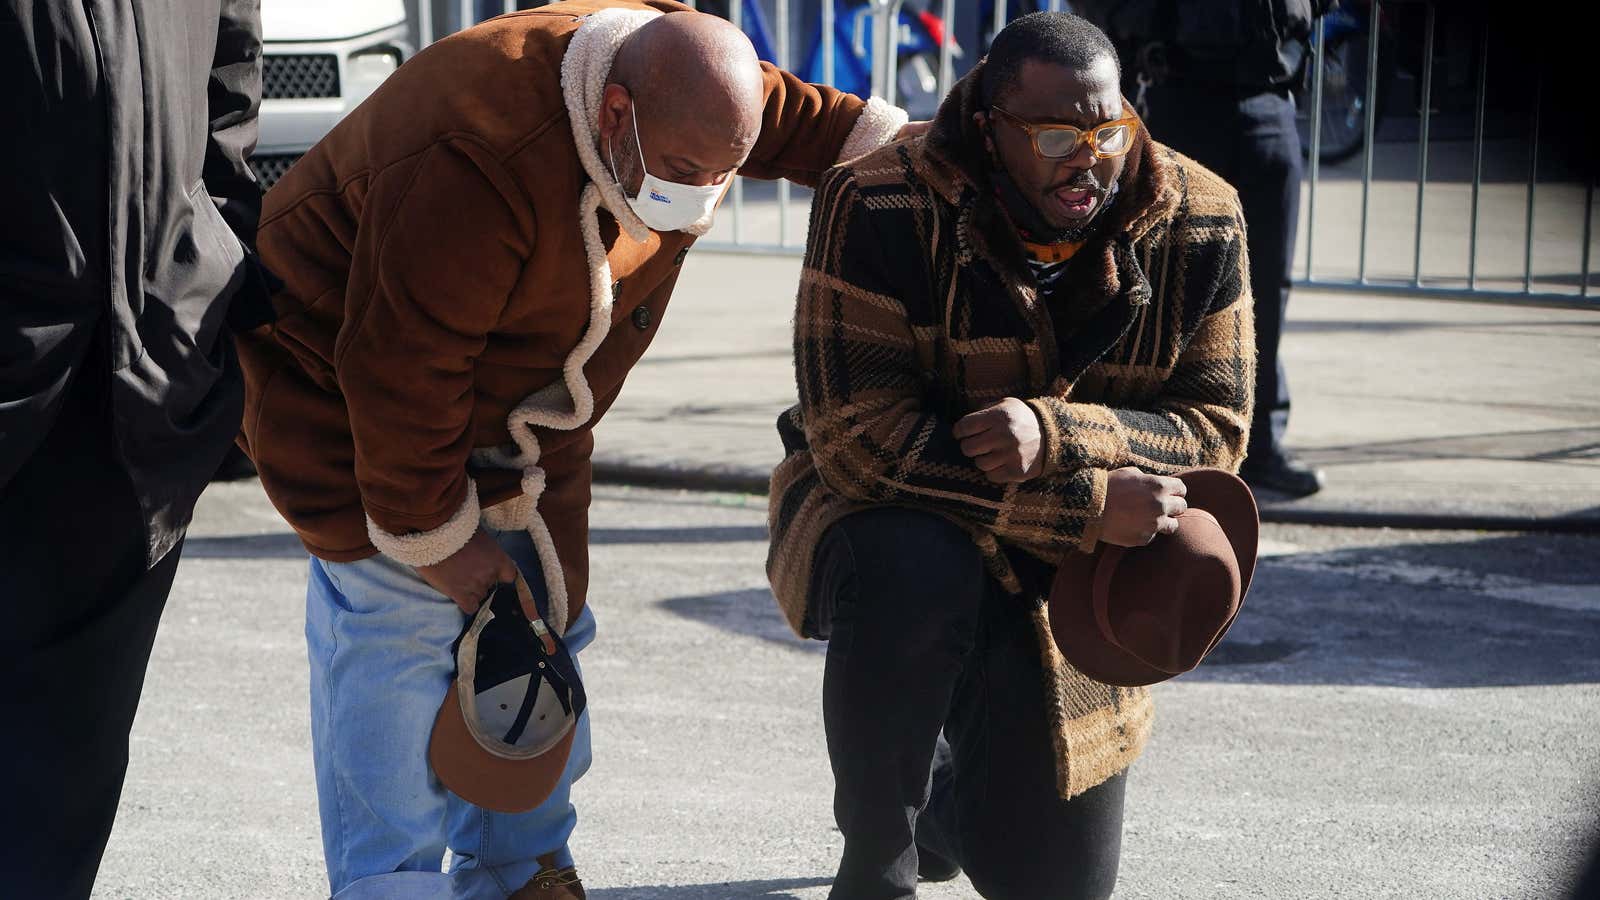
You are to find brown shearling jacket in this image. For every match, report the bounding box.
[237,0,905,628]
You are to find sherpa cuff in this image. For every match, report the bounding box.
[838,96,909,165]
[366,480,481,567]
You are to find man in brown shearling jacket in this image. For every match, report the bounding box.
[235,2,909,896]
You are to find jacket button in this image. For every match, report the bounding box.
[631,304,652,330]
[673,247,688,266]
[611,279,624,300]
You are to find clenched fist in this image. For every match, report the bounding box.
[1100,467,1188,547]
[954,398,1046,484]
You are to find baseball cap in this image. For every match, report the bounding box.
[429,572,586,813]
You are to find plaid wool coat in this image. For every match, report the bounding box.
[765,63,1257,799]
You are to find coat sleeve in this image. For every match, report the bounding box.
[204,0,263,248]
[335,139,535,568]
[205,0,282,331]
[735,62,908,187]
[796,166,1109,554]
[1026,214,1256,479]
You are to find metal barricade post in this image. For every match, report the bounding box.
[1584,179,1595,299]
[1523,70,1541,294]
[1304,13,1325,281]
[938,0,956,98]
[1355,0,1381,285]
[1411,1,1434,287]
[1468,22,1487,290]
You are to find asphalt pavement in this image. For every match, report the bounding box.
[93,480,1600,899]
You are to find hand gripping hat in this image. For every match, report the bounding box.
[430,573,586,813]
[1048,468,1260,687]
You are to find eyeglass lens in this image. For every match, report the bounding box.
[1037,124,1131,159]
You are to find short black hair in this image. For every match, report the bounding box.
[979,12,1121,109]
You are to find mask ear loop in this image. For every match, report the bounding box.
[627,101,651,181]
[606,94,647,194]
[607,133,622,190]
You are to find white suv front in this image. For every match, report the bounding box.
[253,0,413,190]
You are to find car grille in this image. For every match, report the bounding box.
[263,54,340,100]
[249,154,302,191]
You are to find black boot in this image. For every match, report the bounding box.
[1240,451,1325,498]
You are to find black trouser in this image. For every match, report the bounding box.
[1144,83,1302,464]
[0,361,187,900]
[810,508,1126,900]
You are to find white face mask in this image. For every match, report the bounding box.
[608,103,726,233]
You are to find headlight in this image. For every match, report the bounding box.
[346,47,402,102]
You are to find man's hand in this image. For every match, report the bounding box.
[415,528,519,615]
[1101,467,1188,547]
[954,398,1045,484]
[897,120,933,141]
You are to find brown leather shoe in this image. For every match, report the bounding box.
[509,854,585,900]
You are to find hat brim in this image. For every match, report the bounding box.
[1177,468,1258,658]
[1048,467,1259,687]
[429,682,576,814]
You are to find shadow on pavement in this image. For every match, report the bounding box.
[592,526,768,545]
[662,587,820,656]
[184,532,307,559]
[634,348,792,367]
[589,876,832,899]
[663,533,1600,687]
[1185,531,1600,688]
[1285,317,1600,335]
[1302,425,1600,466]
[182,525,771,558]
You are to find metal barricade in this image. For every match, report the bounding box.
[416,0,1593,303]
[1300,0,1592,303]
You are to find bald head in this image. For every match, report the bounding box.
[599,12,765,196]
[614,13,764,124]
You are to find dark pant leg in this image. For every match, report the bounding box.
[811,508,989,900]
[920,594,1127,900]
[1145,84,1302,462]
[1231,90,1302,462]
[0,367,185,900]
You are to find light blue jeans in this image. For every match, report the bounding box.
[306,526,595,899]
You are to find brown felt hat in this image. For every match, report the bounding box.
[1048,468,1259,687]
[429,573,585,814]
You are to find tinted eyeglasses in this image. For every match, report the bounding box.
[989,106,1140,161]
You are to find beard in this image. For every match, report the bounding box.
[605,124,645,198]
[989,148,1115,245]
[1044,172,1108,242]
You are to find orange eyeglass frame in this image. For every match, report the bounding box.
[989,105,1142,161]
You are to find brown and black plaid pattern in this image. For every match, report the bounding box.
[765,64,1255,799]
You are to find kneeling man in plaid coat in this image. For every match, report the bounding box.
[765,12,1257,900]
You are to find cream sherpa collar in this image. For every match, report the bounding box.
[561,7,662,244]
